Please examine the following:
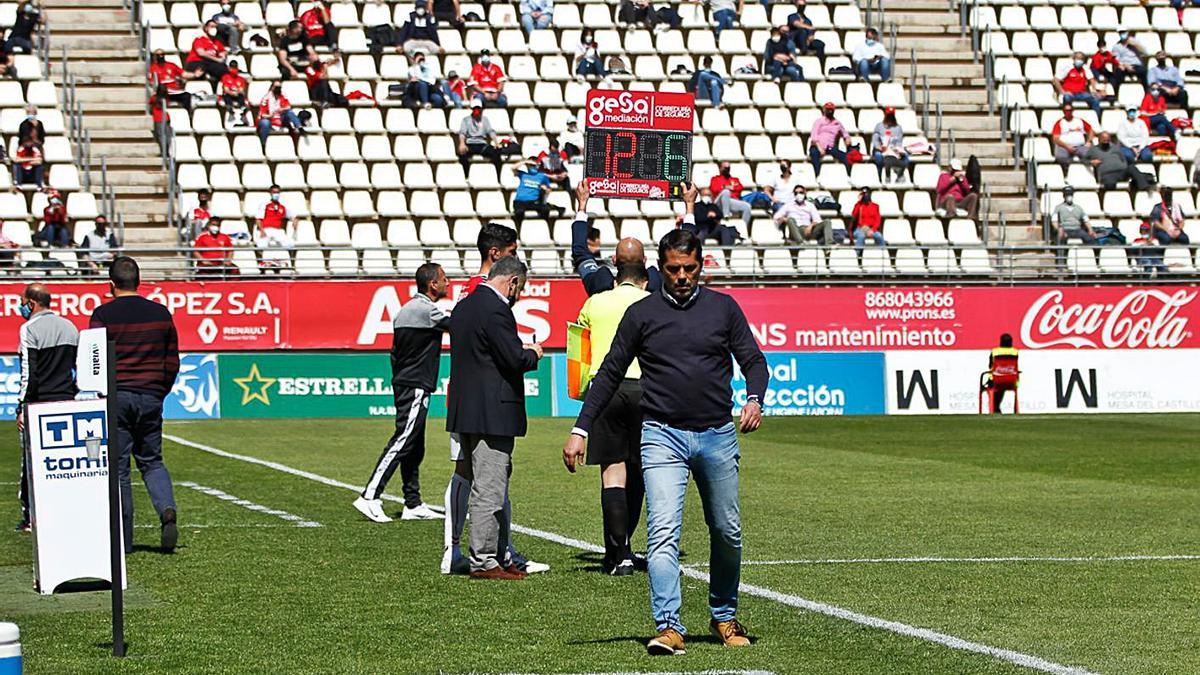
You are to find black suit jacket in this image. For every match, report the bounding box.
[446,285,540,438]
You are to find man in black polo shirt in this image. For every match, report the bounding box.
[89,257,180,553]
[563,184,769,655]
[354,262,449,523]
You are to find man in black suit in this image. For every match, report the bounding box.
[446,255,544,580]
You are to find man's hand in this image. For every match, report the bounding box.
[575,178,590,212]
[739,399,762,433]
[526,342,544,359]
[682,181,698,212]
[15,408,23,434]
[563,433,586,472]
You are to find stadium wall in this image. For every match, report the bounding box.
[1,283,1197,419]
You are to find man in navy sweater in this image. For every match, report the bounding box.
[563,184,769,655]
[570,181,663,296]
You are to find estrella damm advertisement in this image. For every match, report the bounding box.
[218,353,553,419]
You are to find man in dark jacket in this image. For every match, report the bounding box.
[15,283,78,531]
[354,263,449,523]
[89,256,180,554]
[446,255,543,579]
[1087,131,1154,190]
[570,181,663,295]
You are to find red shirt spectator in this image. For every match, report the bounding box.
[192,204,212,229]
[219,69,247,95]
[304,60,327,89]
[1058,64,1092,95]
[149,60,186,93]
[300,6,328,38]
[258,200,288,229]
[259,91,292,126]
[1051,114,1092,147]
[43,201,66,226]
[851,199,882,232]
[709,174,744,199]
[1091,49,1118,73]
[15,142,41,170]
[194,230,233,261]
[150,94,167,123]
[446,77,466,99]
[186,34,226,65]
[1140,92,1168,116]
[469,61,505,92]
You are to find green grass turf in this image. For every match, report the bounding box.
[1,415,1198,674]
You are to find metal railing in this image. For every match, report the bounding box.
[36,14,49,78]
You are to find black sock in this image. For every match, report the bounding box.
[624,468,645,558]
[601,487,628,568]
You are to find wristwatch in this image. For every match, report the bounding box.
[745,395,762,408]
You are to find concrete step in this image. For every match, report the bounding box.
[79,112,154,129]
[885,12,961,27]
[51,62,144,79]
[90,142,163,158]
[50,22,131,33]
[49,49,141,61]
[118,198,171,216]
[122,228,176,246]
[95,169,168,186]
[45,7,126,21]
[46,35,130,50]
[73,85,146,104]
[85,128,157,142]
[78,105,151,118]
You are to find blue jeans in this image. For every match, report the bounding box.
[696,71,724,107]
[809,144,848,175]
[765,60,803,81]
[1062,92,1101,116]
[641,420,742,634]
[520,12,552,32]
[712,8,737,36]
[856,57,892,81]
[576,57,606,78]
[257,109,301,143]
[442,82,464,108]
[117,390,177,553]
[411,80,445,107]
[1119,145,1153,162]
[1146,113,1176,139]
[854,228,886,250]
[1153,229,1190,245]
[473,92,509,107]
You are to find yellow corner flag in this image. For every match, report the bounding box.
[566,322,591,400]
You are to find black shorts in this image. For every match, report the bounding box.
[586,379,643,466]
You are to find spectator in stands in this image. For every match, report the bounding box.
[185,20,230,84]
[809,102,850,176]
[764,26,803,82]
[1131,220,1167,274]
[767,160,797,210]
[18,105,43,144]
[871,107,908,184]
[308,55,349,108]
[12,137,43,188]
[1088,131,1154,191]
[1148,52,1187,109]
[1111,30,1148,88]
[519,0,553,33]
[850,189,885,250]
[787,0,825,64]
[457,100,502,173]
[619,0,681,31]
[427,0,464,30]
[575,30,606,79]
[469,50,507,107]
[257,82,304,145]
[607,54,631,76]
[686,188,740,246]
[705,0,742,38]
[300,0,338,50]
[1150,187,1188,245]
[80,215,118,273]
[189,189,213,242]
[1090,72,1115,107]
[691,56,726,109]
[1055,52,1102,117]
[443,70,466,108]
[1139,86,1177,140]
[1053,186,1096,245]
[709,162,752,228]
[1051,103,1093,169]
[0,228,17,268]
[0,42,14,80]
[193,216,238,276]
[511,157,564,226]
[218,60,251,127]
[256,185,296,248]
[852,28,891,82]
[538,140,572,206]
[4,2,41,54]
[211,3,246,55]
[559,119,583,160]
[1090,37,1119,84]
[935,158,978,219]
[149,84,170,145]
[399,3,443,57]
[406,52,445,108]
[33,193,68,248]
[1117,107,1152,163]
[278,20,318,80]
[148,50,195,111]
[775,185,835,244]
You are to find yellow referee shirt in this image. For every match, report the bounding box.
[577,282,650,382]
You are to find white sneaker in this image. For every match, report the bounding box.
[352,496,392,523]
[519,559,551,574]
[400,503,444,520]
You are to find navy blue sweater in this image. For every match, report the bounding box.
[576,286,768,432]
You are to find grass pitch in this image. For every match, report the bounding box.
[1,415,1198,674]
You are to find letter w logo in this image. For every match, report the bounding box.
[1055,369,1098,409]
[895,370,939,410]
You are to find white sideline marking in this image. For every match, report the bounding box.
[696,555,1200,567]
[165,434,1097,675]
[178,480,322,528]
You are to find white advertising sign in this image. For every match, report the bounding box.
[27,398,125,594]
[886,349,1200,415]
[74,327,108,396]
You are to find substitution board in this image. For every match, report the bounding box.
[584,89,694,200]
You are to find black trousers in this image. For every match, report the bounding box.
[18,425,28,522]
[361,386,430,507]
[185,59,228,83]
[308,24,338,48]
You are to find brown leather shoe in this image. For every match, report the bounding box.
[710,619,750,647]
[469,566,527,580]
[646,628,686,655]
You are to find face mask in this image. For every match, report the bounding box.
[780,164,789,174]
[471,109,482,118]
[720,167,731,177]
[1119,33,1129,41]
[273,87,282,95]
[270,193,280,202]
[416,7,425,15]
[155,55,165,64]
[19,303,32,320]
[206,27,217,37]
[1065,195,1074,205]
[795,193,806,203]
[865,38,875,46]
[208,226,220,235]
[1152,89,1162,97]
[1157,59,1167,67]
[861,193,872,203]
[1100,142,1110,151]
[1063,111,1073,120]
[1128,111,1137,120]
[25,114,34,120]
[480,56,491,65]
[221,3,231,11]
[1073,59,1084,68]
[824,110,834,118]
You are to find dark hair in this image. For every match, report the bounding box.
[658,228,702,264]
[1000,333,1013,347]
[615,262,648,284]
[415,262,442,293]
[269,183,281,191]
[476,222,518,258]
[586,226,600,241]
[288,19,301,31]
[110,256,141,291]
[866,27,878,37]
[25,286,50,308]
[488,254,527,281]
